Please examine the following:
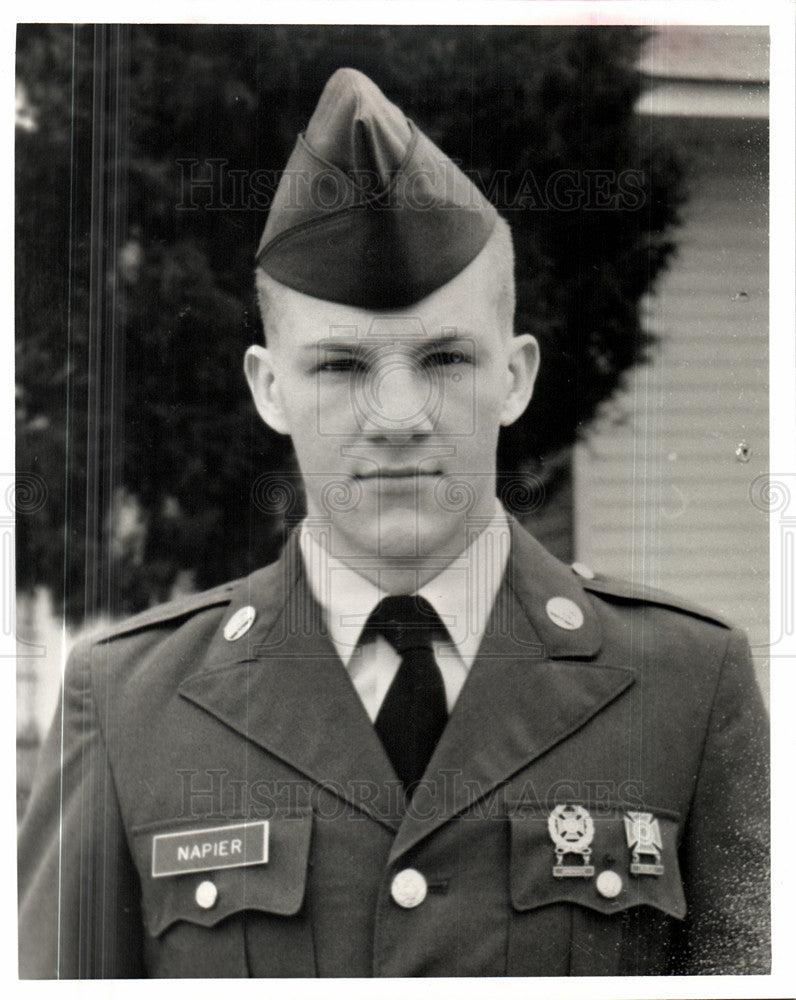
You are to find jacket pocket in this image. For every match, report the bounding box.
[131,812,315,977]
[506,803,686,975]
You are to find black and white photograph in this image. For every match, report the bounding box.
[12,7,792,992]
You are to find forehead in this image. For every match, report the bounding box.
[268,255,500,351]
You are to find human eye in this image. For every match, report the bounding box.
[315,354,366,374]
[421,347,473,369]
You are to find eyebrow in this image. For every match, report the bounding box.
[304,331,475,355]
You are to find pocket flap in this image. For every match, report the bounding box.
[508,804,686,920]
[133,813,313,936]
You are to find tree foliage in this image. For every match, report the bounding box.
[16,24,683,622]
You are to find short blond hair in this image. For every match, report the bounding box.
[478,215,516,338]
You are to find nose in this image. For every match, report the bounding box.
[355,352,438,436]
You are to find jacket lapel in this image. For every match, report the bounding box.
[178,532,402,832]
[177,522,635,853]
[388,523,635,862]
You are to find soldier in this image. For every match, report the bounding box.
[18,67,769,978]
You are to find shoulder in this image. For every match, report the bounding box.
[567,561,755,692]
[87,578,240,647]
[507,522,741,671]
[88,534,302,649]
[570,561,733,630]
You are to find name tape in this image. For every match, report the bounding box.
[152,820,269,878]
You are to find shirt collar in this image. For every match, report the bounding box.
[300,501,511,668]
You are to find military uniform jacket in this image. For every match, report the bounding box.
[18,522,770,977]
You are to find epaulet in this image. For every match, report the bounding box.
[569,562,733,629]
[90,579,239,645]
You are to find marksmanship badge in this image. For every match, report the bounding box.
[624,811,664,876]
[548,804,595,877]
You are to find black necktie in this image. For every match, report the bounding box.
[367,595,448,793]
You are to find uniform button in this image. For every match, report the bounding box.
[545,596,584,630]
[571,561,595,580]
[195,880,218,909]
[391,868,427,908]
[224,605,256,641]
[596,870,623,899]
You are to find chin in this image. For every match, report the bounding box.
[369,507,463,562]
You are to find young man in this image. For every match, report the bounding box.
[19,68,769,978]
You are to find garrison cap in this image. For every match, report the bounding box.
[256,68,498,308]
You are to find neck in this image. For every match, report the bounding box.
[347,562,452,595]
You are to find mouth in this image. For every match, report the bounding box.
[354,468,441,480]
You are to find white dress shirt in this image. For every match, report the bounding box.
[299,502,511,720]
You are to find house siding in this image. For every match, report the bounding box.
[574,113,769,701]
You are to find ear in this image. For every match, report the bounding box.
[499,334,540,427]
[244,345,291,436]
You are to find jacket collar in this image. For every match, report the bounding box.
[501,517,602,659]
[195,517,603,668]
[299,502,512,670]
